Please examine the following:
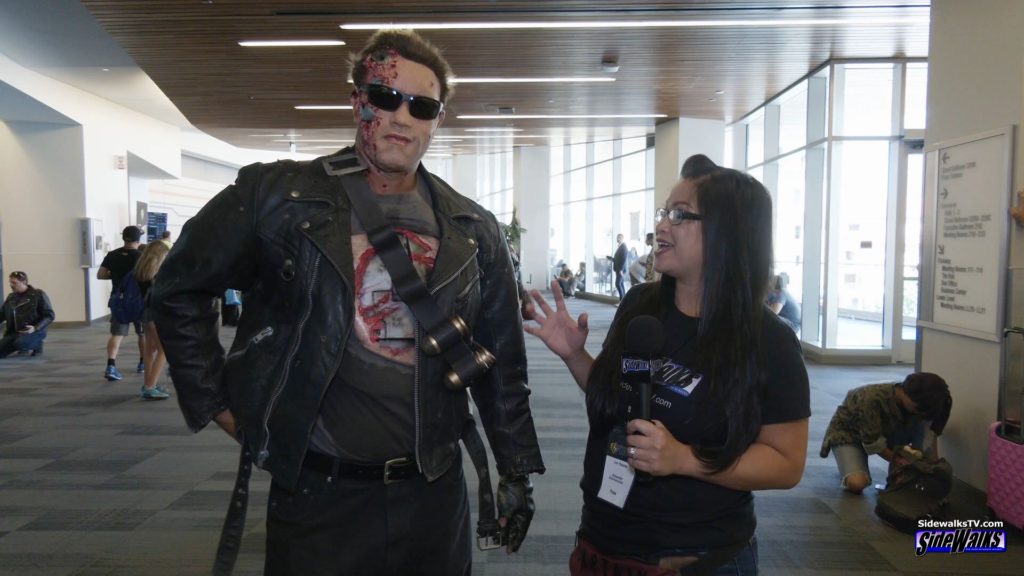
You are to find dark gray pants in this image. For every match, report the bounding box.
[265,454,470,576]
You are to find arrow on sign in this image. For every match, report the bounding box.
[942,151,950,164]
[938,244,945,255]
[941,188,949,200]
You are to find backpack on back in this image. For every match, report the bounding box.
[875,451,953,533]
[109,271,145,324]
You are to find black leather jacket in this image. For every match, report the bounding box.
[1,285,55,336]
[152,149,545,490]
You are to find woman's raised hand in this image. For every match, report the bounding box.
[523,280,589,361]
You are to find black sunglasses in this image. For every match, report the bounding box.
[655,208,703,225]
[360,84,444,121]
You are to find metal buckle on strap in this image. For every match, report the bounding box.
[383,457,412,485]
[476,533,503,551]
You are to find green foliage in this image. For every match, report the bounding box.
[499,207,526,254]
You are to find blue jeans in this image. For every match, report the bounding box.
[0,329,46,358]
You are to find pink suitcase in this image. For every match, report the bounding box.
[987,327,1024,530]
[987,422,1024,529]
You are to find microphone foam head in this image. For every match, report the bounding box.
[625,315,664,355]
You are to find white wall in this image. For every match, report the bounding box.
[922,0,1024,489]
[0,121,87,322]
[514,146,550,291]
[0,51,185,321]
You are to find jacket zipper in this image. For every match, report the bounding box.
[11,297,33,331]
[225,326,274,361]
[257,254,322,466]
[430,248,477,296]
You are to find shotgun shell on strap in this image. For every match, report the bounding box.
[474,347,496,371]
[422,315,472,356]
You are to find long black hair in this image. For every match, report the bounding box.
[586,165,774,473]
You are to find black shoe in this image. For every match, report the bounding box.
[30,349,43,357]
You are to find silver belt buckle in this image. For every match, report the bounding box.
[477,533,503,551]
[383,457,412,485]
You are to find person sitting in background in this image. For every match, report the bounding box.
[765,273,800,332]
[557,263,577,297]
[0,271,55,358]
[575,262,587,292]
[819,372,952,494]
[135,241,172,400]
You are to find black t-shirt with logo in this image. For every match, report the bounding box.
[100,247,142,289]
[579,302,810,554]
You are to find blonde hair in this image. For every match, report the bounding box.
[133,241,170,283]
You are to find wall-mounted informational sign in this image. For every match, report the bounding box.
[79,218,103,268]
[919,126,1014,342]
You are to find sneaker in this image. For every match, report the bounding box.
[105,365,123,381]
[140,386,170,400]
[137,361,145,374]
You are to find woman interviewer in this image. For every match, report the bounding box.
[525,158,810,575]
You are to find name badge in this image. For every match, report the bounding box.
[597,426,635,508]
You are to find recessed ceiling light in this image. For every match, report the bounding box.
[101,68,110,72]
[341,16,928,30]
[453,77,613,83]
[464,128,523,132]
[458,114,667,120]
[294,105,353,110]
[346,77,612,85]
[715,89,726,95]
[272,139,353,143]
[239,40,346,47]
[433,134,549,139]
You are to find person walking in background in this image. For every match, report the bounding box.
[159,230,173,246]
[612,233,628,301]
[221,289,241,326]
[820,373,951,494]
[97,226,145,380]
[152,29,544,574]
[0,271,55,358]
[525,156,809,575]
[134,241,171,400]
[765,273,801,333]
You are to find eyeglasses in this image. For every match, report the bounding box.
[655,208,703,225]
[360,84,444,121]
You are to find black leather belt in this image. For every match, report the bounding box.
[303,451,420,484]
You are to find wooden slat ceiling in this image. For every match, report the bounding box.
[79,0,930,155]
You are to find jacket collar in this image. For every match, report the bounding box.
[299,147,482,291]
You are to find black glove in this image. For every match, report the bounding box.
[496,473,534,553]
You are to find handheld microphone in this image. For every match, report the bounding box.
[622,315,664,422]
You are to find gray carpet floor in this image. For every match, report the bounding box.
[0,293,1020,575]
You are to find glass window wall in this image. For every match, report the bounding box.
[548,137,654,298]
[733,60,927,358]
